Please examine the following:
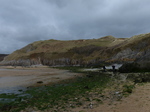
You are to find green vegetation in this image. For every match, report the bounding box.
[0,67,111,112]
[122,85,135,96]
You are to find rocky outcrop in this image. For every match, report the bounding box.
[124,49,150,72]
[111,48,138,62]
[136,48,150,63]
[0,59,41,66]
[0,58,98,67]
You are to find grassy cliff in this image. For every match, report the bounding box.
[1,33,150,66]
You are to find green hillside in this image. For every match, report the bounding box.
[1,33,150,66]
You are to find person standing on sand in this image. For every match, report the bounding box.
[112,65,115,72]
[103,66,106,72]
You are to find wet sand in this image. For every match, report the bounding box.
[0,66,82,93]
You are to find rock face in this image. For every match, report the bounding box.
[1,33,150,67]
[111,48,138,62]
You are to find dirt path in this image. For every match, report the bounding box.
[72,83,150,112]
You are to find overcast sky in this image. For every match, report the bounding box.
[0,0,150,54]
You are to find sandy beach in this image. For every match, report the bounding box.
[0,66,82,93]
[1,66,150,112]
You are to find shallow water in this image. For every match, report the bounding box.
[0,75,32,94]
[0,86,26,94]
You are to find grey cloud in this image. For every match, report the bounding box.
[0,0,150,53]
